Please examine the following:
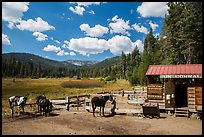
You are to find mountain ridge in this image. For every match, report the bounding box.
[2,52,120,70]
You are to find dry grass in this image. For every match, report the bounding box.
[2,78,132,115]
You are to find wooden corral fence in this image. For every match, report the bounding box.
[49,94,90,111]
[25,103,37,111]
[49,88,148,115]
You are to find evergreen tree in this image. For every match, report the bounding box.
[121,51,127,79]
[164,2,202,64]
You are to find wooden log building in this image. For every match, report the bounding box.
[145,64,202,115]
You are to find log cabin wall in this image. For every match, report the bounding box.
[146,64,202,112]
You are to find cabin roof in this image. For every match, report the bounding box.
[146,64,202,76]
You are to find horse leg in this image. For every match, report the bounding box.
[93,106,96,117]
[40,106,42,116]
[102,106,105,116]
[45,106,47,117]
[42,107,45,116]
[38,105,39,112]
[22,106,25,114]
[92,104,95,117]
[18,106,20,115]
[100,106,102,116]
[11,108,14,119]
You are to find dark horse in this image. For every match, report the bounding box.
[9,96,27,118]
[36,95,46,112]
[91,95,113,117]
[38,99,53,116]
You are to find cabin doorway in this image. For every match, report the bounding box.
[175,84,188,108]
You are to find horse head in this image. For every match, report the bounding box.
[47,101,53,112]
[108,95,114,102]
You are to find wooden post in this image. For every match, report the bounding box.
[66,96,70,111]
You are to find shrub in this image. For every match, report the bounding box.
[60,80,104,88]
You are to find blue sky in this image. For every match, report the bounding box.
[2,2,169,61]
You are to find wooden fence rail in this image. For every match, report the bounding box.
[49,94,90,111]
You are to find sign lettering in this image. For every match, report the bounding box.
[160,75,202,78]
[160,74,202,78]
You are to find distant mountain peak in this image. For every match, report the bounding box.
[66,60,99,66]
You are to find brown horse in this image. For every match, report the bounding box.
[91,95,113,117]
[36,95,46,112]
[38,99,53,117]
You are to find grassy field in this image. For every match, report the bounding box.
[2,77,133,115]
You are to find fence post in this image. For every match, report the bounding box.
[66,96,70,111]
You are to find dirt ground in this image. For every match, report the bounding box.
[2,95,202,135]
[2,108,202,135]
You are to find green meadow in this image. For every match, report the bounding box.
[2,78,133,115]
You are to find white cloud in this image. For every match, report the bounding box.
[68,37,108,56]
[69,52,76,56]
[111,15,118,21]
[134,40,144,53]
[107,35,135,55]
[154,33,160,38]
[66,35,142,56]
[56,50,66,56]
[43,45,61,52]
[62,40,70,48]
[62,44,68,49]
[64,40,70,45]
[2,2,29,23]
[50,37,61,44]
[69,2,106,15]
[7,22,15,29]
[89,10,95,14]
[32,32,48,41]
[54,40,61,44]
[56,50,76,56]
[43,44,76,56]
[2,33,11,45]
[109,15,132,36]
[149,21,159,31]
[80,24,109,37]
[69,6,85,15]
[69,2,104,7]
[16,17,55,32]
[137,2,169,18]
[132,23,148,34]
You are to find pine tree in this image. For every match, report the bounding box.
[164,2,202,64]
[121,51,127,79]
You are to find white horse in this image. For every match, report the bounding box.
[9,96,27,118]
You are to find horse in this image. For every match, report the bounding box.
[36,95,46,112]
[8,96,27,118]
[38,99,53,117]
[91,95,113,117]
